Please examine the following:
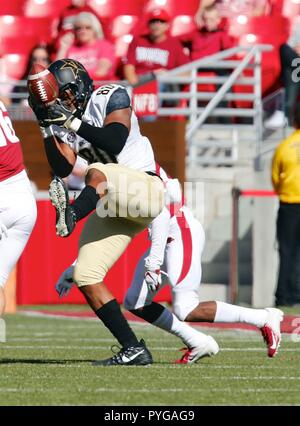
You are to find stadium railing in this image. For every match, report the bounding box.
[155,44,273,168]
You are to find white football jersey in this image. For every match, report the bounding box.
[51,84,155,172]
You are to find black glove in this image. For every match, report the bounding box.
[28,96,49,127]
[44,100,81,131]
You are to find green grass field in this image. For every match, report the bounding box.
[0,309,299,406]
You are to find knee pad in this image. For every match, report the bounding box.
[172,290,199,321]
[173,304,189,322]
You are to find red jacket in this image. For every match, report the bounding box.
[189,28,235,61]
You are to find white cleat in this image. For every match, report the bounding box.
[175,336,219,364]
[260,308,284,358]
[49,177,76,237]
[264,110,287,129]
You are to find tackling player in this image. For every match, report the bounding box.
[0,101,37,317]
[28,59,167,366]
[125,164,284,360]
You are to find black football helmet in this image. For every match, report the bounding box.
[48,59,93,117]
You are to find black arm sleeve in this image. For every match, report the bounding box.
[43,137,74,178]
[76,122,129,155]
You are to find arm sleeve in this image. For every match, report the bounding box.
[77,122,129,155]
[145,207,171,271]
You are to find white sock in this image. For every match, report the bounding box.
[214,301,268,328]
[153,307,208,348]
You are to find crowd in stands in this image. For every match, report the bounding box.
[0,0,299,128]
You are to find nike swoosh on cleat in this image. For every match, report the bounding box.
[121,349,145,363]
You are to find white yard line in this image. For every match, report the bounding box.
[0,387,298,394]
[1,345,299,352]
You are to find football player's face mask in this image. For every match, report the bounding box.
[48,59,94,118]
[59,89,77,112]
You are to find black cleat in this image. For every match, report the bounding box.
[49,176,77,237]
[93,339,153,366]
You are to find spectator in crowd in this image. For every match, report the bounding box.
[123,8,189,86]
[195,0,270,27]
[56,12,116,82]
[271,103,300,307]
[57,0,100,34]
[54,0,102,52]
[11,44,51,105]
[265,25,300,129]
[184,4,234,123]
[189,4,234,61]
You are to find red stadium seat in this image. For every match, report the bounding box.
[246,15,290,45]
[24,0,71,17]
[0,16,56,43]
[144,0,199,18]
[228,14,250,38]
[88,0,145,18]
[109,15,139,39]
[170,15,196,37]
[234,16,290,97]
[114,34,133,58]
[0,0,26,15]
[1,54,28,80]
[144,0,171,14]
[0,15,27,38]
[168,0,199,17]
[0,36,38,55]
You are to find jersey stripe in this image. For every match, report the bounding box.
[175,212,193,285]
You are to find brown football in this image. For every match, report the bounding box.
[27,63,59,106]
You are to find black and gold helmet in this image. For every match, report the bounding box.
[48,59,93,116]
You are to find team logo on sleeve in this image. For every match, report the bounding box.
[67,132,76,143]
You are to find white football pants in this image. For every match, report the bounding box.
[0,170,37,287]
[124,207,205,321]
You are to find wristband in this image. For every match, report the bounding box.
[65,117,82,132]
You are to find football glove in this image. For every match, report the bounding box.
[145,269,162,293]
[55,265,75,297]
[0,220,8,241]
[44,100,81,131]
